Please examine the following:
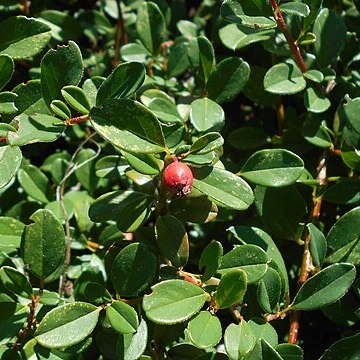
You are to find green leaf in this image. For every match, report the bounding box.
[218,244,268,284]
[313,8,347,68]
[228,127,268,150]
[142,279,209,324]
[224,321,256,360]
[156,215,189,268]
[216,269,247,309]
[136,1,167,53]
[276,344,303,360]
[307,223,327,267]
[338,96,360,135]
[255,185,307,240]
[245,339,282,360]
[319,332,360,360]
[0,145,22,189]
[95,155,127,178]
[167,42,190,78]
[304,70,324,83]
[190,98,225,133]
[304,87,331,113]
[74,148,99,194]
[221,0,276,29]
[207,57,250,104]
[96,62,145,106]
[90,98,166,154]
[89,190,153,232]
[0,266,33,298]
[107,301,139,334]
[228,226,289,292]
[248,318,278,347]
[291,263,356,310]
[35,302,100,348]
[302,0,322,32]
[302,118,332,148]
[323,179,360,205]
[0,16,51,59]
[188,311,222,349]
[41,41,83,107]
[239,149,304,187]
[17,165,51,203]
[123,152,163,175]
[84,282,112,304]
[50,100,71,120]
[188,36,215,87]
[111,243,157,297]
[61,85,90,114]
[148,98,182,123]
[0,217,24,251]
[279,2,310,17]
[193,166,254,211]
[325,207,360,265]
[117,318,148,360]
[0,55,14,91]
[8,114,65,146]
[21,209,66,279]
[257,268,282,313]
[219,24,274,51]
[190,133,224,155]
[0,91,18,114]
[264,61,306,95]
[199,241,223,282]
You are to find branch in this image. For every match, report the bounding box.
[269,0,308,73]
[288,151,327,344]
[65,114,90,126]
[112,0,128,68]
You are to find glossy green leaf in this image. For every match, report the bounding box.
[216,269,247,309]
[255,185,307,240]
[190,133,224,155]
[136,1,167,53]
[90,98,166,154]
[61,85,90,114]
[0,16,51,59]
[96,62,145,106]
[276,344,303,360]
[89,190,153,232]
[0,145,22,189]
[155,215,189,268]
[323,179,360,205]
[304,70,324,83]
[257,268,282,313]
[167,42,190,77]
[338,96,360,135]
[291,263,356,310]
[319,332,360,360]
[50,100,71,120]
[35,302,100,348]
[313,8,347,68]
[0,55,14,91]
[17,165,51,203]
[228,127,268,150]
[21,209,66,279]
[229,226,289,292]
[207,57,250,104]
[219,24,274,51]
[279,2,310,17]
[326,207,360,265]
[41,41,83,107]
[264,61,306,95]
[240,149,304,187]
[95,155,127,178]
[111,243,157,297]
[107,301,139,334]
[199,241,223,282]
[0,266,33,298]
[0,91,18,114]
[193,166,254,211]
[218,244,268,283]
[304,88,331,113]
[245,339,282,360]
[307,223,327,267]
[190,98,225,133]
[74,148,99,194]
[248,318,278,347]
[0,217,24,251]
[84,282,112,304]
[302,118,332,148]
[142,279,209,324]
[123,151,163,175]
[188,311,222,349]
[224,321,256,360]
[148,98,181,123]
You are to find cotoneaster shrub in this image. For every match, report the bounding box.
[0,0,359,359]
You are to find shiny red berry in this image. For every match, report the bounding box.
[162,161,193,197]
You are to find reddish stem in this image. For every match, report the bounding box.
[269,0,308,73]
[0,136,6,143]
[65,114,90,126]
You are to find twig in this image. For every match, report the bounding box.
[112,0,128,69]
[20,0,30,16]
[65,114,90,126]
[12,289,43,350]
[288,151,327,344]
[276,97,285,135]
[269,0,307,73]
[57,132,101,296]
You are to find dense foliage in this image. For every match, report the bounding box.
[0,0,360,358]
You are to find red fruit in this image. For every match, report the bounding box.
[162,160,193,197]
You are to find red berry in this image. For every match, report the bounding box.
[162,161,193,197]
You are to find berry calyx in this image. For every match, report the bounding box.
[162,160,193,197]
